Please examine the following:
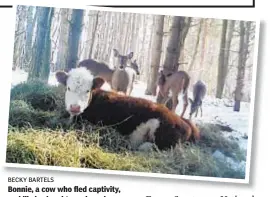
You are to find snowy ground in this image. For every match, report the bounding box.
[11,69,252,172]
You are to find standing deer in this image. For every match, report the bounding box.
[77,57,140,95]
[156,70,190,118]
[111,49,136,95]
[130,60,140,75]
[188,80,207,119]
[77,58,114,86]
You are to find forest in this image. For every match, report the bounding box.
[6,5,257,180]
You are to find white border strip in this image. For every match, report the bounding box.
[244,19,261,183]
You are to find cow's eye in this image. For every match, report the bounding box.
[67,87,70,91]
[86,90,90,93]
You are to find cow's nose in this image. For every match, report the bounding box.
[70,104,80,113]
[120,66,124,69]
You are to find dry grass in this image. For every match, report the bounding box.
[6,81,246,179]
[7,128,161,171]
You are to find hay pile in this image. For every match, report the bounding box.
[6,80,246,179]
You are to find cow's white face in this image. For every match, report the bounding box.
[65,69,93,116]
[56,67,105,117]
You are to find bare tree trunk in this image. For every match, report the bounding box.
[177,17,192,71]
[23,6,36,71]
[216,19,228,98]
[223,20,235,78]
[188,19,203,71]
[198,19,208,78]
[145,15,165,95]
[108,12,119,65]
[140,15,147,79]
[13,5,27,71]
[55,9,69,71]
[116,12,124,51]
[123,14,131,53]
[163,16,191,74]
[28,7,54,82]
[49,8,61,72]
[128,13,136,52]
[234,21,250,111]
[145,16,154,92]
[88,11,99,59]
[40,8,54,81]
[66,9,84,70]
[102,11,112,62]
[121,13,129,53]
[134,14,141,57]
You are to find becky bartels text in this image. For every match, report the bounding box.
[8,177,54,183]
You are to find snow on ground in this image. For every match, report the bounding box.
[129,80,250,150]
[11,69,252,172]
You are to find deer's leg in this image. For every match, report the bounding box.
[160,86,169,104]
[185,126,193,141]
[171,92,179,113]
[128,85,133,96]
[156,90,166,104]
[195,109,198,117]
[158,85,166,98]
[200,105,203,117]
[180,93,188,117]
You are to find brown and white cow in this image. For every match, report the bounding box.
[55,67,200,151]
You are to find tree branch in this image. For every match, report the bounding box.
[15,30,25,37]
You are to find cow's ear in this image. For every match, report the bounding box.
[92,77,105,90]
[56,71,68,86]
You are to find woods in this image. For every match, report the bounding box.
[145,15,164,95]
[13,6,256,106]
[66,9,84,71]
[27,7,54,82]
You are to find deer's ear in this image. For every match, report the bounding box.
[127,52,133,59]
[113,49,119,57]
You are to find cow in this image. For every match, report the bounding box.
[55,67,200,151]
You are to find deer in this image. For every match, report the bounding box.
[156,70,190,118]
[130,59,140,75]
[188,80,207,119]
[77,58,114,86]
[77,56,140,96]
[110,49,137,96]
